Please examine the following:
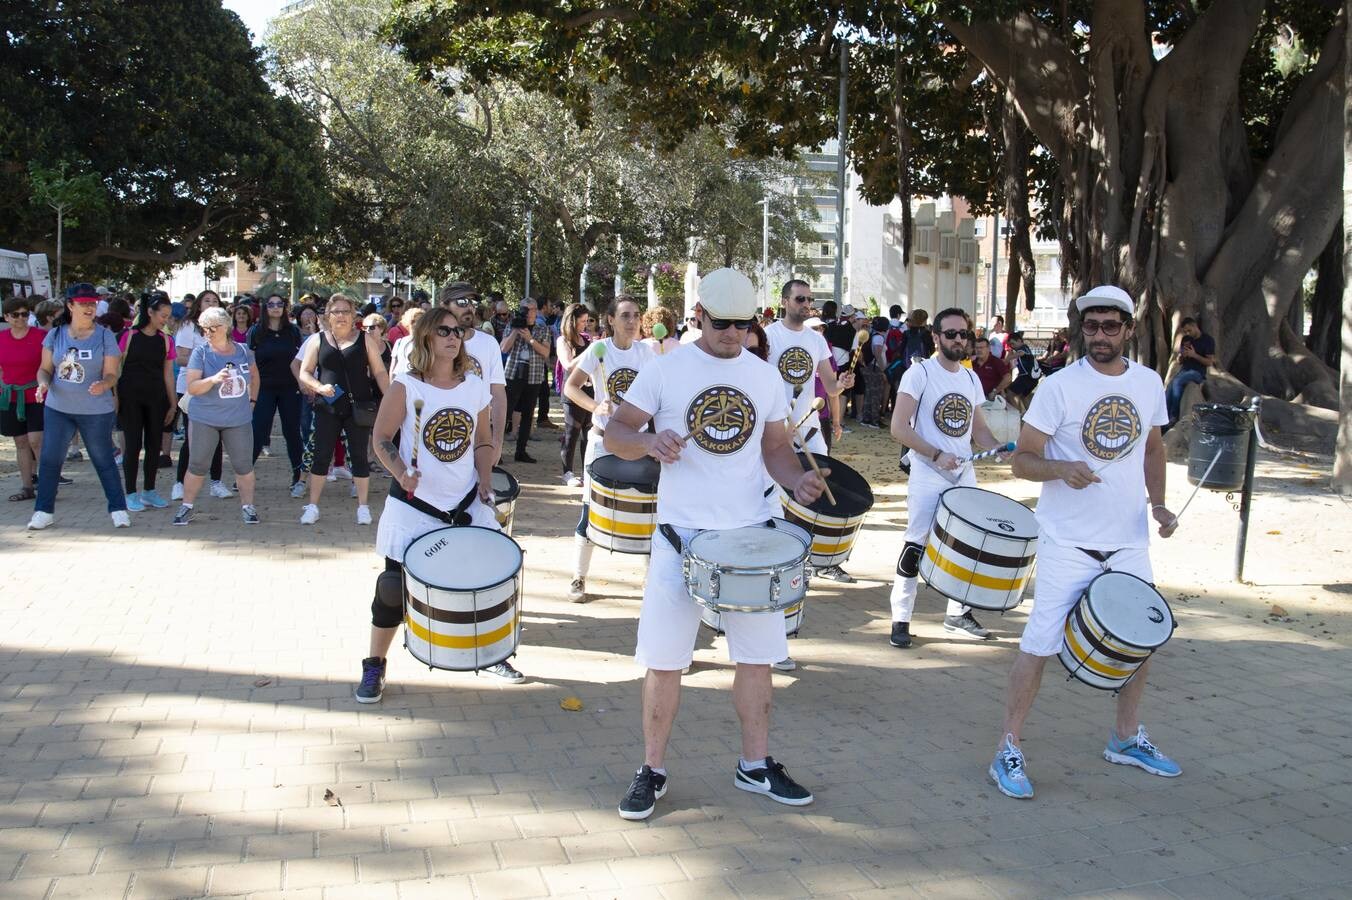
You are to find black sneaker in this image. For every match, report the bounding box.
[890,621,912,648]
[171,504,194,526]
[58,474,74,486]
[484,660,524,683]
[513,452,536,464]
[944,611,992,640]
[355,657,386,703]
[618,765,668,820]
[157,453,173,468]
[734,756,814,806]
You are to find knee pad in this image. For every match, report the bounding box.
[897,541,924,578]
[370,569,405,629]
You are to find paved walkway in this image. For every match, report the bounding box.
[1,432,1349,898]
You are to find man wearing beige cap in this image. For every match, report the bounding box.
[989,284,1181,800]
[606,268,829,820]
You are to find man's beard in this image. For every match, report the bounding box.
[455,309,475,330]
[1087,341,1119,362]
[785,307,808,326]
[940,342,967,362]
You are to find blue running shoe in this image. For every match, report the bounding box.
[124,492,145,512]
[989,733,1034,799]
[1104,725,1181,777]
[141,489,168,509]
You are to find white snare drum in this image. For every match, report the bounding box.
[919,486,1038,611]
[701,600,805,638]
[402,526,524,672]
[1059,571,1175,691]
[683,519,811,614]
[491,467,519,535]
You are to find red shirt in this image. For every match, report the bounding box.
[971,354,1008,397]
[0,326,47,403]
[388,324,408,343]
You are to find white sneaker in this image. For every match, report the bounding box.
[566,472,583,488]
[111,510,131,528]
[209,480,234,499]
[326,471,337,482]
[289,480,306,498]
[356,505,372,525]
[300,504,320,525]
[332,466,353,480]
[27,511,54,530]
[170,482,184,500]
[260,446,272,457]
[562,470,575,486]
[771,657,797,672]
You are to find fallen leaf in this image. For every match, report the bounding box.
[559,697,584,712]
[323,789,342,807]
[253,678,272,687]
[1266,530,1282,535]
[1270,604,1289,617]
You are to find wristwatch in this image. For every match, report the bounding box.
[931,448,942,461]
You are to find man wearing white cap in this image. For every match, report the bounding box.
[989,284,1181,801]
[606,267,828,821]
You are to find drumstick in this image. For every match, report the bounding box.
[406,399,423,478]
[652,322,668,353]
[592,342,608,391]
[679,406,722,442]
[792,397,824,432]
[786,399,836,505]
[1173,446,1223,523]
[960,442,1015,463]
[847,330,866,370]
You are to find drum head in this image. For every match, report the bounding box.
[1086,572,1173,648]
[491,466,519,501]
[404,526,523,591]
[794,453,873,515]
[689,525,806,567]
[589,453,661,490]
[768,517,811,548]
[939,486,1037,539]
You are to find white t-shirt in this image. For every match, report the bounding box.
[174,326,205,393]
[764,320,830,404]
[389,334,413,378]
[621,343,790,530]
[899,357,987,458]
[679,326,702,345]
[1023,358,1168,550]
[576,338,654,430]
[294,331,320,363]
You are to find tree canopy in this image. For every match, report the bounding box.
[0,0,328,283]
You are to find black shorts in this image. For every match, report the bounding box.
[1010,374,1037,397]
[0,401,44,437]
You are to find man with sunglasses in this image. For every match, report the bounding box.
[766,280,856,582]
[887,308,1006,649]
[989,284,1180,801]
[436,283,507,464]
[605,268,828,821]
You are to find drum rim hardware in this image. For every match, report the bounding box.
[938,485,1038,540]
[403,525,524,592]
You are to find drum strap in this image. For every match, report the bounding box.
[659,519,778,555]
[388,478,479,527]
[1078,548,1120,569]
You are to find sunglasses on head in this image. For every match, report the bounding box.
[1081,319,1125,336]
[435,324,466,338]
[938,328,972,340]
[707,316,755,331]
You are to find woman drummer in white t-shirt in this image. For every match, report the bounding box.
[355,308,522,704]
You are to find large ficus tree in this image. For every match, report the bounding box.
[388,0,1342,402]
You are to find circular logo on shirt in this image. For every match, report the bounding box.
[606,367,638,403]
[686,385,757,455]
[777,347,815,388]
[56,351,86,384]
[422,408,474,463]
[933,392,973,437]
[467,355,483,379]
[1081,394,1142,461]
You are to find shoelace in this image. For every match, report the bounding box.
[359,665,382,691]
[1000,747,1026,777]
[1132,729,1162,758]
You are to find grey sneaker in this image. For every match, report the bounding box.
[817,565,855,583]
[172,504,194,526]
[483,660,524,683]
[944,611,992,640]
[567,578,586,603]
[241,505,260,525]
[771,658,797,672]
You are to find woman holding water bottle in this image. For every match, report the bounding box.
[172,307,261,526]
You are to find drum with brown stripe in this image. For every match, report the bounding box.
[586,454,660,554]
[919,486,1037,611]
[779,453,874,567]
[1059,571,1175,690]
[402,526,524,671]
[491,467,520,535]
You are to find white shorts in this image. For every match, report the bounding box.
[635,525,789,670]
[1020,538,1153,657]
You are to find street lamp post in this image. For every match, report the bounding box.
[524,209,533,300]
[759,195,770,311]
[834,39,848,308]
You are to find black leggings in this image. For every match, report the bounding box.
[119,393,168,492]
[561,399,592,473]
[310,408,371,477]
[176,397,223,483]
[505,378,541,455]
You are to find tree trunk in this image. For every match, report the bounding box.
[1336,0,1352,494]
[1310,224,1343,369]
[1001,85,1035,329]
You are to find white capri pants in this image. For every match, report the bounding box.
[1019,538,1154,657]
[889,459,975,623]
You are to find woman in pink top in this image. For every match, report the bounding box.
[1,296,47,501]
[230,304,254,344]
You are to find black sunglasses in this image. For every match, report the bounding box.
[448,295,479,308]
[1081,320,1125,336]
[435,324,466,338]
[266,300,286,309]
[937,328,973,340]
[789,294,813,303]
[707,316,755,331]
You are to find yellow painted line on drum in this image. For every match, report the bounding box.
[1062,626,1137,679]
[590,483,657,503]
[811,536,856,554]
[587,510,656,537]
[923,545,1027,591]
[405,614,519,649]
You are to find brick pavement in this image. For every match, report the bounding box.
[1,432,1350,898]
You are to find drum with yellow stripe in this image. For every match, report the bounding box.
[402,526,524,672]
[919,486,1037,611]
[1059,571,1174,691]
[779,453,874,567]
[491,467,520,535]
[586,454,660,554]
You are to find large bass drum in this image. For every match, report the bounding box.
[778,453,874,567]
[586,454,660,554]
[402,526,524,672]
[919,486,1037,611]
[1059,571,1175,691]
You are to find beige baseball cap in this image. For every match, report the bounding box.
[697,268,758,320]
